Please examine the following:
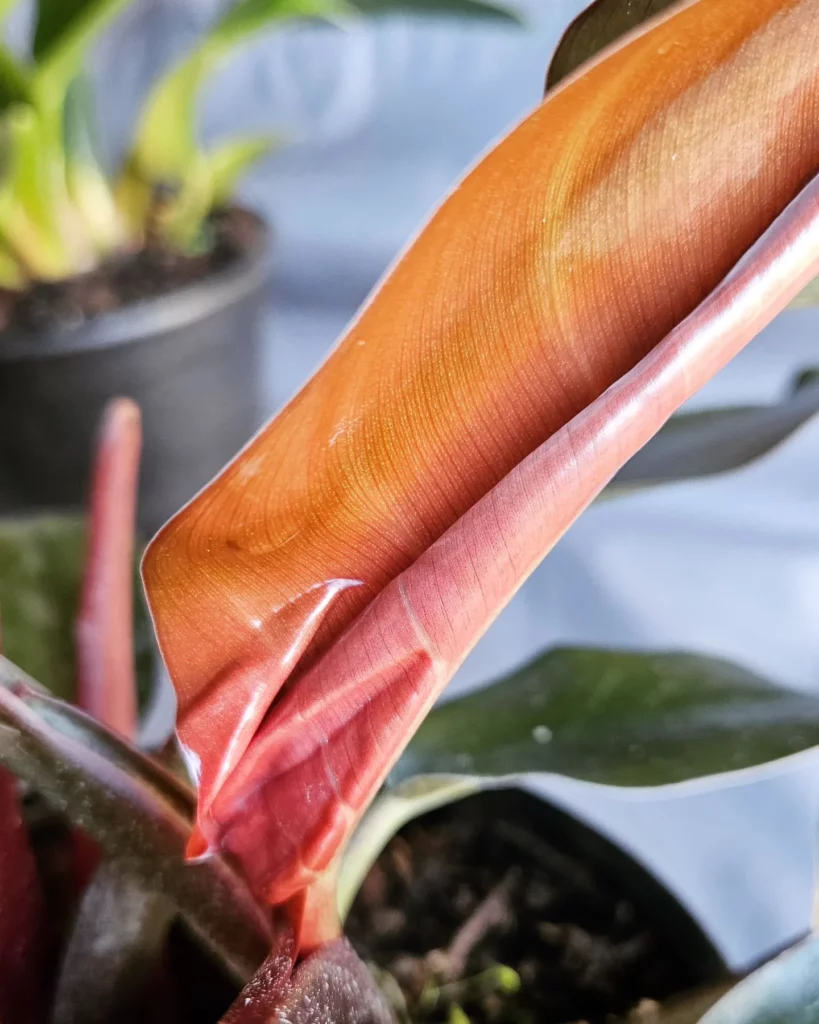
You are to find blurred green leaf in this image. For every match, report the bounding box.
[0,105,82,279]
[33,0,132,111]
[52,862,173,1024]
[0,0,22,22]
[347,0,519,21]
[546,0,680,91]
[207,135,276,207]
[606,378,819,495]
[0,515,155,714]
[0,517,86,703]
[395,648,819,787]
[153,136,275,252]
[0,658,273,982]
[0,46,33,112]
[788,276,819,311]
[697,935,819,1024]
[131,0,347,188]
[63,74,124,252]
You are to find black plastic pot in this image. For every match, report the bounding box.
[348,787,730,1021]
[0,216,269,532]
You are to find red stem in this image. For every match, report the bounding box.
[76,398,142,739]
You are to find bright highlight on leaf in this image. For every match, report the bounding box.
[143,0,819,950]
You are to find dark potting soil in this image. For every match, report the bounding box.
[346,795,695,1024]
[0,209,258,334]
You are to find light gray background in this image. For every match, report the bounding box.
[82,0,819,969]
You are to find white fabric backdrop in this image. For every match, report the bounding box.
[90,0,819,968]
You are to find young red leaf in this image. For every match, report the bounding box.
[76,397,141,738]
[143,0,819,946]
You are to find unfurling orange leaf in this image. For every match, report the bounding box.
[143,0,819,949]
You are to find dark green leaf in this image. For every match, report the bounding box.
[347,0,519,21]
[607,379,819,494]
[0,47,33,111]
[0,515,155,714]
[0,657,272,982]
[33,0,131,107]
[0,517,85,702]
[546,0,681,91]
[52,862,173,1024]
[394,648,819,787]
[697,936,819,1024]
[339,648,819,920]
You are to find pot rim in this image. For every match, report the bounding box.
[0,209,270,363]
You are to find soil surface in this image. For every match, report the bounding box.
[347,794,695,1024]
[0,208,258,334]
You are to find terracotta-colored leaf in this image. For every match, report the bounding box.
[76,397,142,738]
[143,0,819,942]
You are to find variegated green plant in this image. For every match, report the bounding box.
[0,0,516,288]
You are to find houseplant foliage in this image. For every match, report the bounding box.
[1,0,819,1020]
[0,0,515,288]
[143,0,819,951]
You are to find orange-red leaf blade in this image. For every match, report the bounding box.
[143,0,819,879]
[212,175,819,936]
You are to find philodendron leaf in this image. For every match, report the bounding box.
[337,647,819,918]
[395,648,819,787]
[0,515,155,714]
[221,937,394,1024]
[605,376,819,495]
[52,861,173,1024]
[546,0,681,90]
[697,934,819,1023]
[0,656,273,982]
[143,0,819,946]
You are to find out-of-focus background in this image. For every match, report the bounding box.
[6,0,819,973]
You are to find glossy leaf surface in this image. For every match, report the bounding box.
[52,862,173,1024]
[143,0,819,935]
[395,648,819,786]
[698,934,819,1023]
[336,647,819,917]
[0,656,272,982]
